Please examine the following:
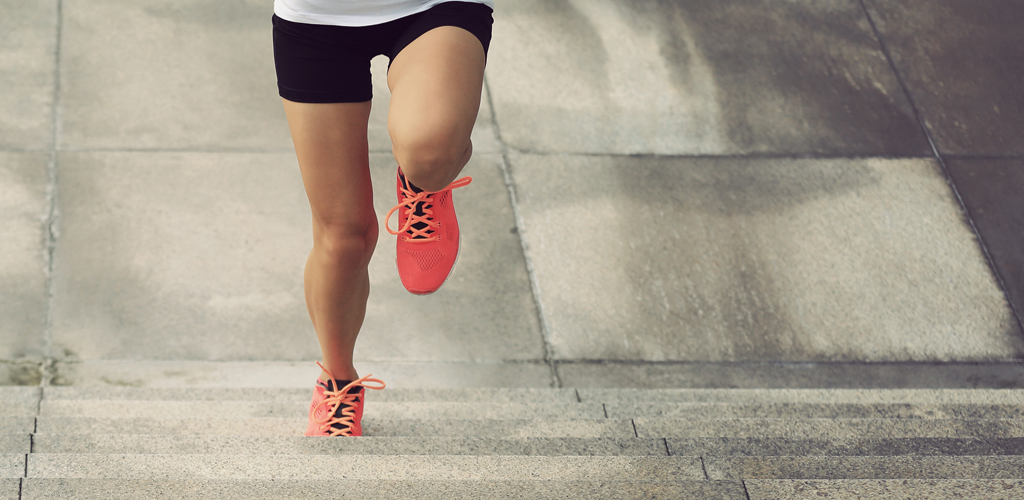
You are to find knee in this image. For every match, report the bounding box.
[312,217,378,266]
[393,133,471,192]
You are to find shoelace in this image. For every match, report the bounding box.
[386,176,472,242]
[312,361,385,437]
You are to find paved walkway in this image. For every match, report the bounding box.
[1,0,1023,389]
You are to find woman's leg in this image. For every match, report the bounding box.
[386,26,487,192]
[282,99,375,382]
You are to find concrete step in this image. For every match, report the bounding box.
[1,479,19,500]
[581,389,1024,404]
[705,456,1024,480]
[608,402,1024,419]
[668,437,1024,456]
[1,455,24,479]
[33,435,667,456]
[39,400,603,419]
[0,435,29,454]
[36,417,635,437]
[635,418,1024,439]
[20,479,747,500]
[0,418,34,434]
[746,479,1024,499]
[0,387,39,418]
[43,387,578,403]
[26,454,703,480]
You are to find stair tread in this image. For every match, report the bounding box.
[635,417,1024,438]
[26,454,703,480]
[0,435,29,454]
[581,389,1024,404]
[668,437,1024,456]
[745,479,1024,500]
[1,454,24,479]
[42,387,578,403]
[21,478,747,500]
[705,455,1024,480]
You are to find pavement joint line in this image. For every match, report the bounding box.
[856,0,1024,337]
[699,456,710,480]
[741,480,752,500]
[483,76,560,389]
[663,438,671,457]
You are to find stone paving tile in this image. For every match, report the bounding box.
[0,435,28,454]
[49,151,541,363]
[59,0,289,150]
[0,153,49,361]
[581,388,1024,405]
[487,0,927,155]
[43,385,572,402]
[635,418,1024,439]
[705,456,1024,480]
[510,153,1021,362]
[0,479,17,500]
[945,160,1024,330]
[559,362,1024,389]
[746,479,1024,500]
[668,437,1024,457]
[0,455,23,479]
[0,1,55,150]
[864,0,1024,155]
[23,479,747,500]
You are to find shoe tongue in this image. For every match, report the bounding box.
[318,379,363,394]
[400,172,434,238]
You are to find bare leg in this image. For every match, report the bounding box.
[282,99,375,383]
[387,26,487,192]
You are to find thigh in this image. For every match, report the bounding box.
[386,25,487,162]
[283,100,376,235]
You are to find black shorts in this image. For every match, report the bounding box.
[272,2,493,103]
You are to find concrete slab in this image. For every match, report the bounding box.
[746,479,1024,500]
[0,436,29,454]
[510,154,1022,362]
[0,153,50,361]
[945,160,1024,330]
[0,419,34,435]
[705,456,1024,480]
[23,479,747,500]
[51,360,554,388]
[487,0,927,155]
[44,385,574,402]
[864,0,1024,155]
[635,418,1024,439]
[668,437,1024,457]
[0,1,55,150]
[580,388,1024,405]
[0,479,17,500]
[27,454,702,480]
[559,362,1024,389]
[0,363,42,386]
[38,400,602,419]
[36,417,633,438]
[49,152,541,364]
[0,455,23,479]
[33,435,667,456]
[608,402,1024,420]
[59,0,290,150]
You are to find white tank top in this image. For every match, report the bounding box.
[274,0,494,27]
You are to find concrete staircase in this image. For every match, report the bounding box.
[3,386,1024,499]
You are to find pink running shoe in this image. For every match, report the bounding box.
[385,167,472,295]
[304,361,385,437]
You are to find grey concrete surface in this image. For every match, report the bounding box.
[0,455,23,479]
[33,435,667,456]
[746,479,1024,500]
[510,154,1022,362]
[580,388,1024,404]
[49,152,540,363]
[559,362,1024,389]
[705,455,1024,480]
[38,400,602,419]
[0,2,55,150]
[608,402,1024,420]
[36,416,634,438]
[27,454,702,480]
[50,360,555,388]
[864,0,1024,155]
[668,437,1024,457]
[0,479,17,500]
[0,435,29,454]
[487,0,928,155]
[22,479,747,500]
[636,418,1024,439]
[43,385,576,403]
[0,362,42,386]
[0,419,34,435]
[0,153,50,361]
